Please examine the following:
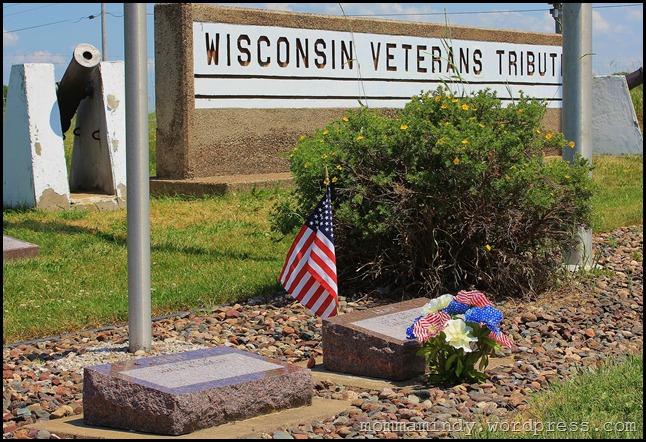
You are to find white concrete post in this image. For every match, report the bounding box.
[3,64,71,210]
[70,61,127,206]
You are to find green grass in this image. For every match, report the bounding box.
[3,189,292,342]
[2,156,643,343]
[590,155,643,232]
[467,354,643,439]
[630,84,642,133]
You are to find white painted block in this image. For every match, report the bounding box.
[592,75,643,155]
[99,62,127,201]
[69,61,126,205]
[3,64,71,210]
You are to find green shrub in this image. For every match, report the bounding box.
[271,87,595,299]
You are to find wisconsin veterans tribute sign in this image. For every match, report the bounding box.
[154,4,563,180]
[193,22,562,109]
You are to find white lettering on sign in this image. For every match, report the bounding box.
[193,22,562,109]
[120,353,282,389]
[352,308,423,341]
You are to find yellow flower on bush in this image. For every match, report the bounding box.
[479,123,485,128]
[323,130,329,135]
[461,104,469,111]
[400,124,408,130]
[453,158,460,165]
[485,244,492,251]
[461,139,468,145]
[569,141,575,148]
[356,135,364,141]
[299,135,306,141]
[336,164,343,170]
[435,96,441,102]
[321,154,328,159]
[331,177,338,183]
[343,117,349,122]
[545,133,553,140]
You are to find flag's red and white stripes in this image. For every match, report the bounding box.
[489,331,514,348]
[279,186,338,318]
[455,290,493,308]
[413,311,450,342]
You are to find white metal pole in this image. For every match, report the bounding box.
[124,3,151,352]
[562,3,593,270]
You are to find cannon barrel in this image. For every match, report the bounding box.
[56,43,101,134]
[625,67,643,90]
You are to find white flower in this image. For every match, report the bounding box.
[422,294,453,315]
[443,319,478,353]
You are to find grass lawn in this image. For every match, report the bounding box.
[2,155,642,343]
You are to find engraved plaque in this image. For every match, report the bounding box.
[121,353,283,389]
[351,308,423,341]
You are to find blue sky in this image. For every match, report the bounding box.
[3,2,643,109]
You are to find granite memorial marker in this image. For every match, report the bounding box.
[3,235,39,261]
[322,298,430,381]
[83,346,314,435]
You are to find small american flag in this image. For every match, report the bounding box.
[279,185,338,318]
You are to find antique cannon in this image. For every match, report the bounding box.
[625,67,643,90]
[56,43,101,134]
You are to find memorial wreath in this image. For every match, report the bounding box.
[407,290,514,385]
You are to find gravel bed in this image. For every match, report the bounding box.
[2,226,642,439]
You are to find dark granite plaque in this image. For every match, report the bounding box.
[3,235,39,261]
[83,346,314,435]
[322,298,429,381]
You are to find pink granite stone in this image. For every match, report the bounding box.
[3,235,39,261]
[322,298,429,381]
[83,346,314,435]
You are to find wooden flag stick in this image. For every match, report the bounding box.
[324,166,330,186]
